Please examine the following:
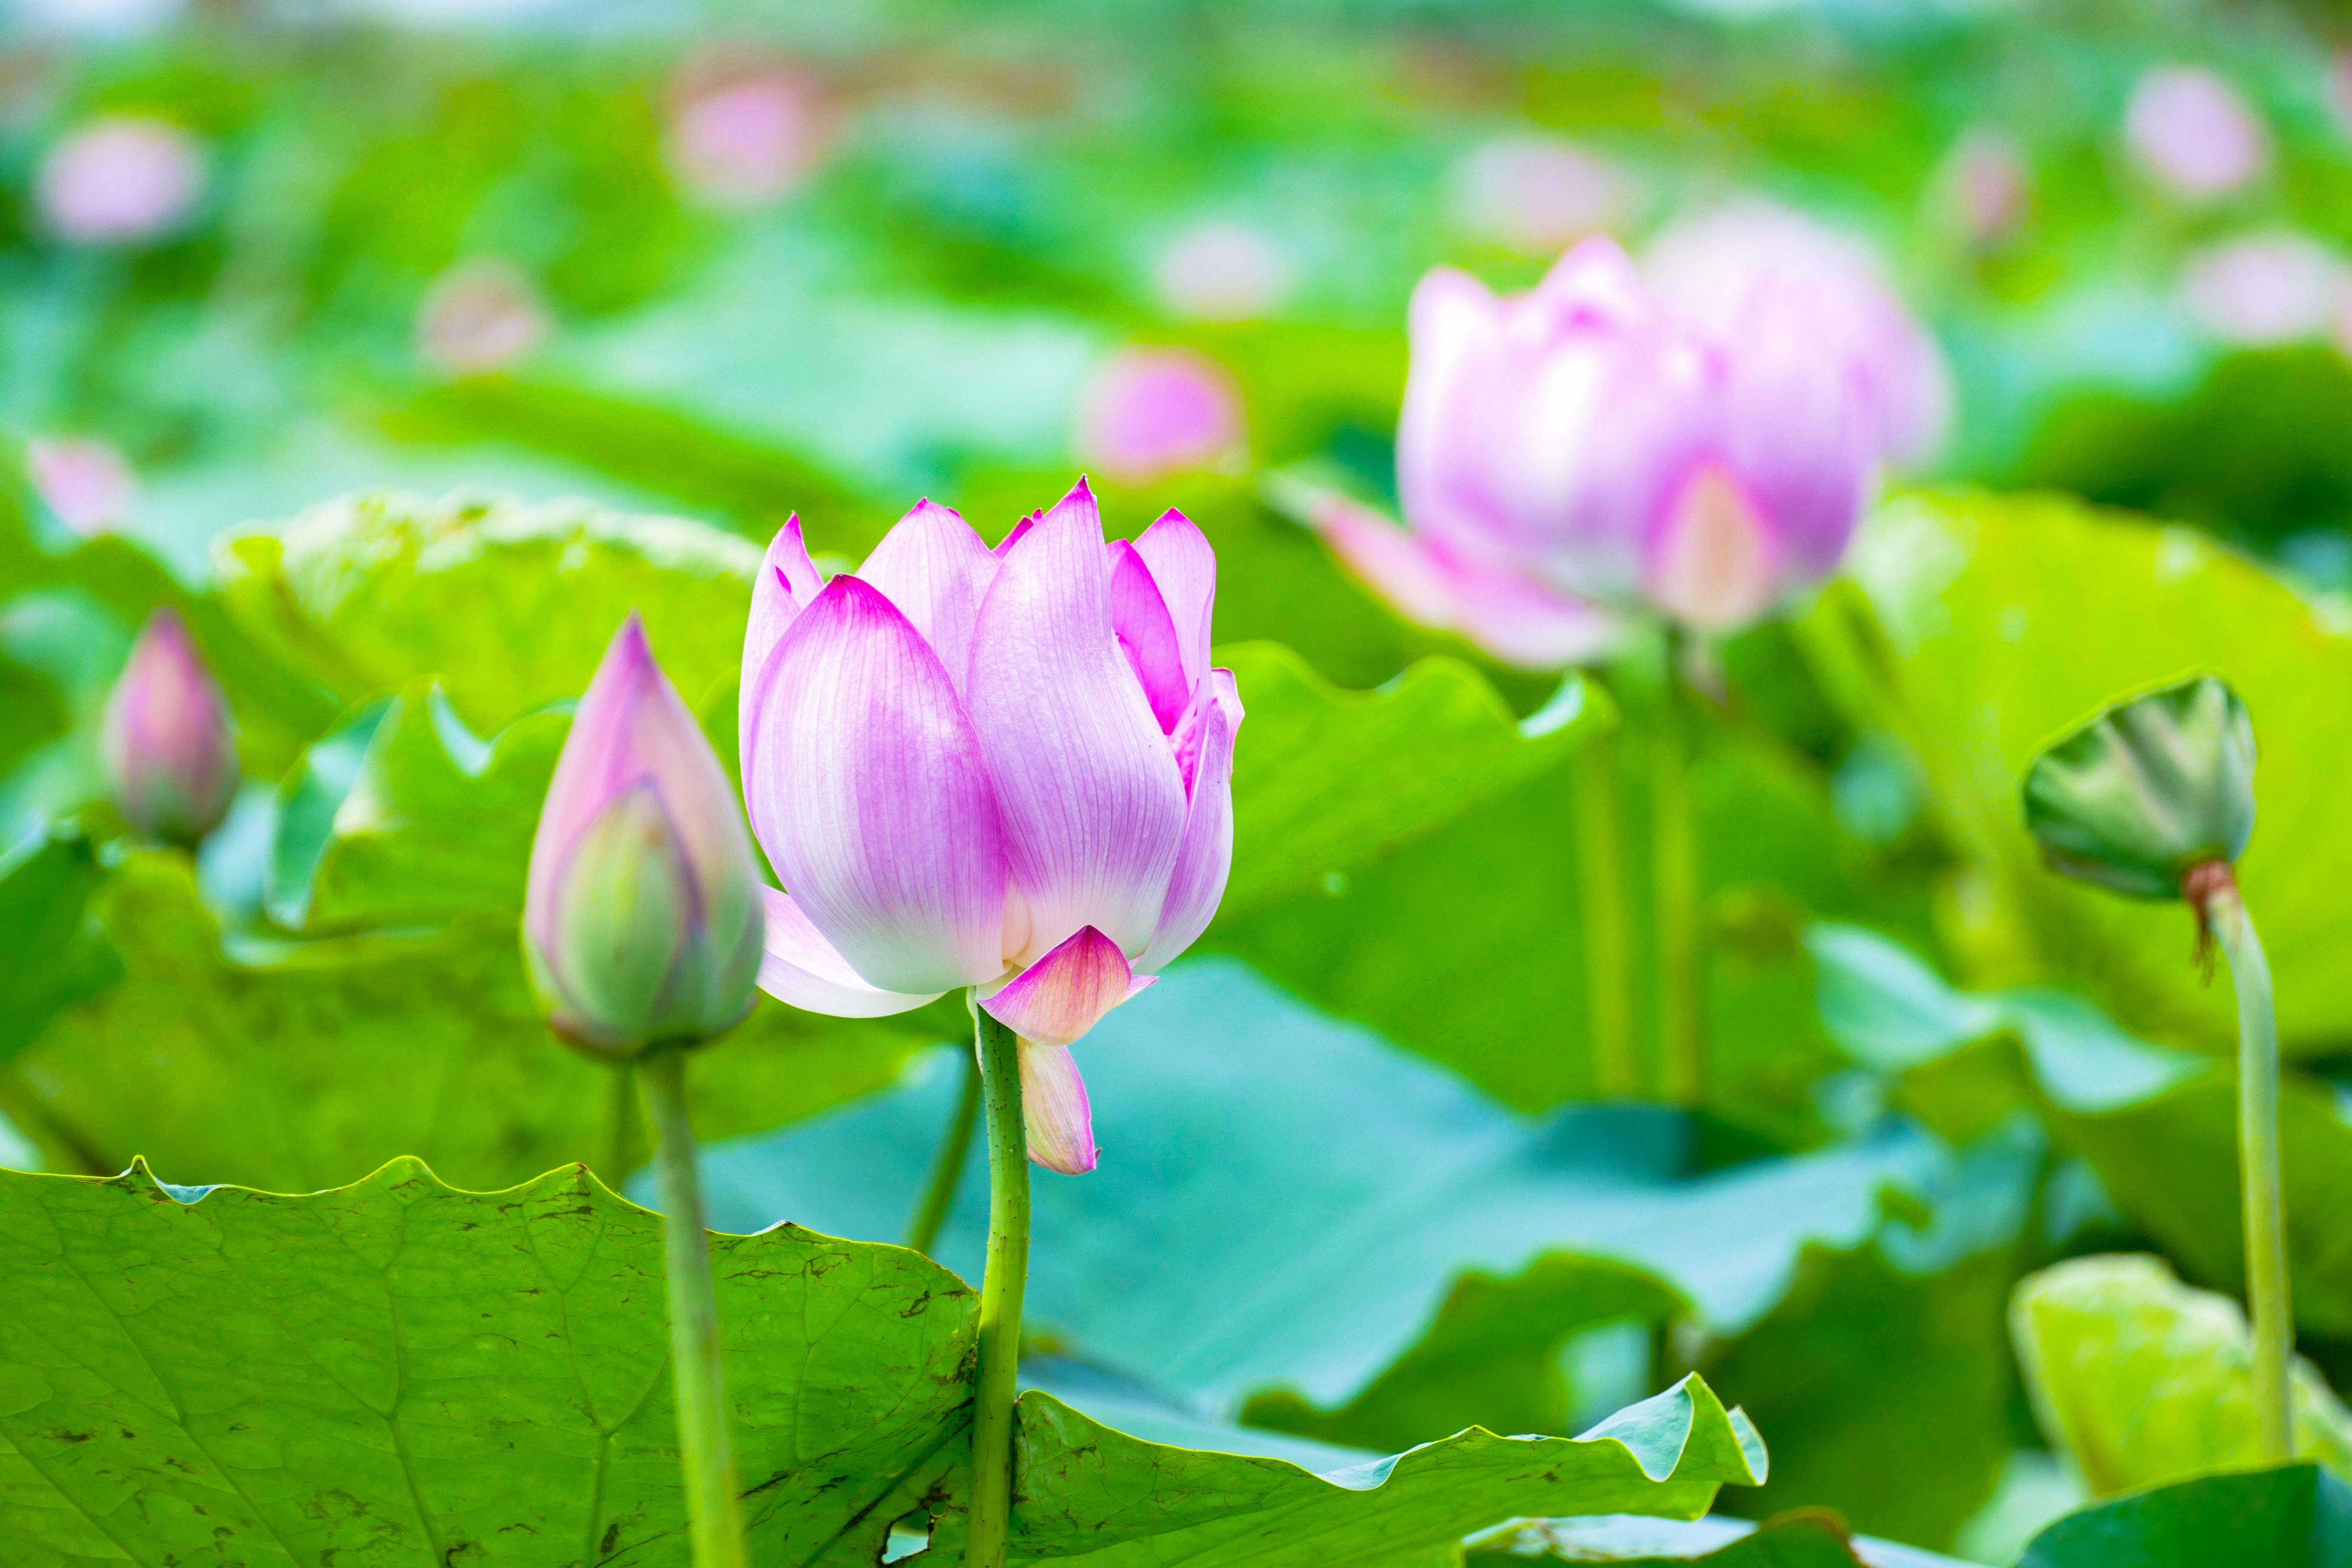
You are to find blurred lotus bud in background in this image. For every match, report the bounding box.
[1153,220,1292,322]
[417,259,551,375]
[102,608,239,848]
[27,435,138,535]
[1648,199,1953,469]
[2125,65,2269,201]
[1073,346,1245,484]
[666,49,831,208]
[37,116,204,244]
[1935,128,2032,249]
[2180,231,2342,346]
[1449,135,1637,253]
[523,615,764,1057]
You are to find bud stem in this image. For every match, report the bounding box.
[604,1061,644,1183]
[1573,730,1639,1097]
[904,1047,983,1256]
[1652,638,1706,1107]
[638,1047,750,1568]
[2197,871,2292,1462]
[966,996,1031,1568]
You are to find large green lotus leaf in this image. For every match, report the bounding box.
[5,851,923,1191]
[1207,689,1890,1139]
[2012,1255,2352,1499]
[1467,1511,1969,1565]
[690,959,2016,1488]
[266,680,569,932]
[211,490,763,735]
[0,1160,1766,1568]
[0,830,120,1068]
[0,483,338,781]
[2016,1464,2352,1568]
[1216,641,1609,917]
[1002,1374,1765,1568]
[1810,922,2352,1336]
[1797,489,2352,1054]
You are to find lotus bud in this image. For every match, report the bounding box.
[524,615,764,1057]
[2022,675,2255,902]
[417,259,551,375]
[2125,66,2268,202]
[666,52,831,209]
[101,609,239,847]
[1074,349,1245,486]
[28,435,138,536]
[37,117,205,245]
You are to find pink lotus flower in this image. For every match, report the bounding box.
[1318,212,1945,653]
[2181,232,2342,346]
[524,616,764,1057]
[1449,136,1638,254]
[102,609,239,846]
[28,435,138,535]
[666,57,831,208]
[2125,66,2269,202]
[1936,128,2031,250]
[417,260,551,374]
[1154,220,1292,322]
[1073,348,1245,487]
[739,481,1243,1173]
[37,117,204,245]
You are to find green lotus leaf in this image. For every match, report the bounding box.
[0,1159,1764,1568]
[2012,1255,2352,1498]
[1466,1510,1970,1565]
[2016,1464,2352,1568]
[3,851,922,1191]
[0,830,120,1068]
[2022,676,2256,900]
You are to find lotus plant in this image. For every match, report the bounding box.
[523,614,765,1568]
[738,480,1242,1568]
[1301,205,1945,1106]
[2024,676,2287,1461]
[102,608,241,848]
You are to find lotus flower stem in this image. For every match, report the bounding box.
[2199,870,2291,1461]
[1652,643,1706,1106]
[967,996,1031,1568]
[1573,732,1639,1097]
[638,1047,750,1568]
[904,1047,983,1256]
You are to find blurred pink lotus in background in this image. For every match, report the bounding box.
[1936,128,2032,248]
[738,484,1241,1172]
[1154,220,1292,322]
[1312,206,1947,653]
[2125,65,2269,201]
[37,116,203,244]
[1074,347,1246,485]
[666,52,831,208]
[102,609,239,847]
[2180,232,2342,346]
[27,435,138,535]
[1449,135,1637,254]
[523,616,764,1057]
[417,260,551,374]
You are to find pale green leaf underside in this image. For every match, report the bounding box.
[0,1162,1762,1568]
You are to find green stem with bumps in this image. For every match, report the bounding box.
[966,999,1031,1568]
[1574,732,1639,1097]
[639,1047,750,1568]
[1652,637,1706,1107]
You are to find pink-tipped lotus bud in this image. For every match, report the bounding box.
[524,615,764,1057]
[37,117,204,245]
[101,608,239,846]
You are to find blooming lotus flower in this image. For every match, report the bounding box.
[37,118,204,245]
[1320,214,1945,654]
[1074,348,1246,487]
[102,609,239,846]
[524,616,764,1057]
[739,481,1243,1173]
[2125,66,2268,202]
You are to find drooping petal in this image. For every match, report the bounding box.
[855,499,1000,694]
[1131,508,1217,687]
[1107,540,1189,733]
[756,886,944,1017]
[965,480,1188,962]
[1017,1039,1097,1175]
[1303,484,1472,631]
[740,515,824,777]
[978,924,1155,1048]
[744,575,1008,994]
[1138,668,1242,973]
